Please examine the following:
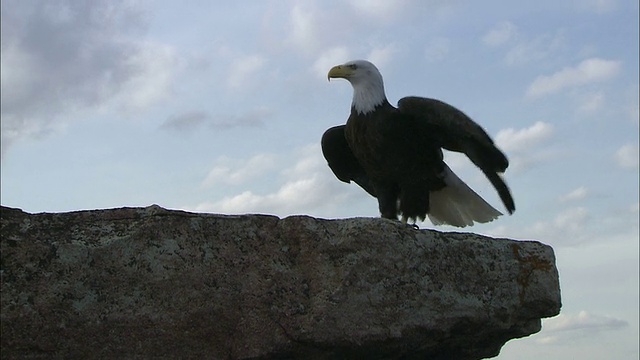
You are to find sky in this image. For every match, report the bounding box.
[1,0,638,358]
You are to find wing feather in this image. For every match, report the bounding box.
[321,125,377,197]
[397,97,515,214]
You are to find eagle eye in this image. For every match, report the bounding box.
[348,64,357,70]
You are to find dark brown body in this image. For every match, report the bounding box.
[344,100,446,220]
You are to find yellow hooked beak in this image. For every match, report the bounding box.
[327,64,355,81]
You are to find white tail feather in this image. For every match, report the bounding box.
[428,165,502,227]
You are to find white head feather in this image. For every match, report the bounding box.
[329,60,388,115]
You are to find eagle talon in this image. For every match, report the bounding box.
[400,216,419,229]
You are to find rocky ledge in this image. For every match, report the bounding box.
[0,205,560,359]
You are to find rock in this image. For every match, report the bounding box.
[0,205,561,359]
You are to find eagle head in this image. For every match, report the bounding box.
[328,60,388,115]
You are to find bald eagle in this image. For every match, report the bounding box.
[322,60,515,227]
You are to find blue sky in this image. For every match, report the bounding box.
[1,0,638,358]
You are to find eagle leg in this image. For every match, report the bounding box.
[376,183,400,220]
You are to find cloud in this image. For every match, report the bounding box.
[499,197,639,247]
[0,0,179,158]
[161,111,209,132]
[193,144,364,217]
[161,108,271,132]
[202,153,277,187]
[576,91,605,114]
[227,54,267,90]
[553,206,590,233]
[614,143,639,169]
[198,176,329,215]
[526,58,621,98]
[481,22,565,66]
[288,3,323,54]
[495,121,554,153]
[544,311,629,333]
[504,31,565,66]
[313,46,351,79]
[534,310,630,345]
[115,41,179,112]
[493,122,554,172]
[521,207,591,245]
[482,21,517,47]
[367,44,399,69]
[209,107,272,129]
[0,113,60,158]
[559,186,589,203]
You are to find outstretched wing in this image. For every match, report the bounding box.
[397,96,515,214]
[321,125,377,197]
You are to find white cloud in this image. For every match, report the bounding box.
[518,206,592,245]
[482,21,517,47]
[576,91,605,114]
[527,58,622,98]
[544,311,628,333]
[493,122,554,172]
[560,186,589,203]
[116,41,179,112]
[505,31,565,66]
[282,144,325,179]
[193,144,367,217]
[227,54,267,90]
[534,310,630,346]
[495,121,554,153]
[553,206,589,232]
[202,153,277,187]
[614,143,639,169]
[504,197,639,247]
[367,44,399,69]
[200,176,328,215]
[288,3,321,54]
[313,46,351,79]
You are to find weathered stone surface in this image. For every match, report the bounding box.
[0,205,560,359]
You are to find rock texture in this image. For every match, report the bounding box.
[1,205,561,359]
